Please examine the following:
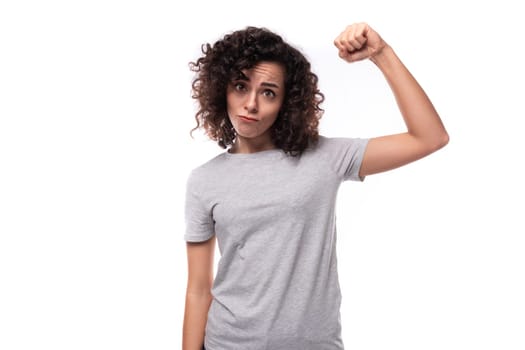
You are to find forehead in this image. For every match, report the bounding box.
[241,61,285,85]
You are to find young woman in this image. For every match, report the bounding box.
[183,22,448,350]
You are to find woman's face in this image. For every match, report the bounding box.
[226,61,285,149]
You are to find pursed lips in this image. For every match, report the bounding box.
[239,115,258,122]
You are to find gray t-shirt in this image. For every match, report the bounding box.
[185,136,369,350]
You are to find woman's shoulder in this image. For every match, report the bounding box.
[186,152,228,182]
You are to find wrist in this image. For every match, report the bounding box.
[370,44,396,67]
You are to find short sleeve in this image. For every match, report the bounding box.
[184,170,215,242]
[318,136,369,182]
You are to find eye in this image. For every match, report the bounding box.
[263,90,276,98]
[233,82,246,91]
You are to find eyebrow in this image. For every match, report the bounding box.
[260,82,280,89]
[233,73,281,89]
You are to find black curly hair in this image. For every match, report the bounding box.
[189,26,324,156]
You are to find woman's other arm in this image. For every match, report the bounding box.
[182,236,215,350]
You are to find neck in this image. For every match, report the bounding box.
[230,135,276,154]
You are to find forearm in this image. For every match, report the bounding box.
[182,291,213,350]
[371,45,449,149]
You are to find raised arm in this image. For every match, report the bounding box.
[182,236,215,350]
[334,23,449,178]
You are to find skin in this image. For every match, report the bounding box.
[182,236,215,350]
[183,22,449,350]
[226,62,285,154]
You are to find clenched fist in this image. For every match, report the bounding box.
[334,22,387,63]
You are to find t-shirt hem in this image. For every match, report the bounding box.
[184,234,214,242]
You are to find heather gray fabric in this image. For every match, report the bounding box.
[185,136,369,350]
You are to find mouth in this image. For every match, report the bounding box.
[238,115,258,122]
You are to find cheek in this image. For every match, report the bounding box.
[265,99,283,117]
[268,105,282,123]
[226,104,237,123]
[225,91,238,113]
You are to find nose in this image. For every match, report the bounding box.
[244,92,258,114]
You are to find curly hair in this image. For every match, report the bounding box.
[189,26,324,156]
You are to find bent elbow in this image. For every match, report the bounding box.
[435,131,449,150]
[440,131,450,149]
[424,131,449,155]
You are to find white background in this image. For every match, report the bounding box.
[1,0,524,349]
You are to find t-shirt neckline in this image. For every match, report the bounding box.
[224,147,284,159]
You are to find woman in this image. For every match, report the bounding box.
[183,22,448,350]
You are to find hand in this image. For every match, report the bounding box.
[334,23,387,63]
